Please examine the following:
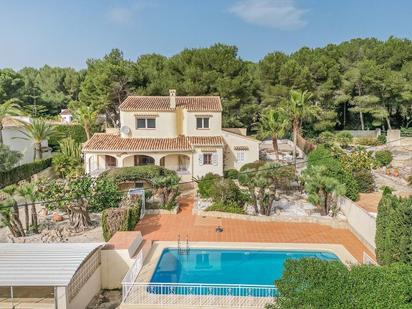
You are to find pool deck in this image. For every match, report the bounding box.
[135,194,375,263]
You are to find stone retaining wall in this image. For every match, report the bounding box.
[192,208,348,229]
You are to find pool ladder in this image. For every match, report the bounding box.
[177,234,189,255]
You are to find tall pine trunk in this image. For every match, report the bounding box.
[360,112,365,131]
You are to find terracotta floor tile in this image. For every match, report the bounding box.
[136,195,375,262]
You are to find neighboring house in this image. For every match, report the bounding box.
[60,109,73,123]
[2,117,51,165]
[83,90,260,181]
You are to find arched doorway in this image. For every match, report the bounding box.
[134,155,155,166]
[105,155,117,169]
[160,154,190,172]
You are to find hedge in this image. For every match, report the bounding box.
[266,258,412,309]
[0,158,52,189]
[101,197,141,241]
[376,191,412,266]
[99,165,176,184]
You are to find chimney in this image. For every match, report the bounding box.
[169,89,176,109]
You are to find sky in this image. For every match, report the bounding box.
[1,0,412,69]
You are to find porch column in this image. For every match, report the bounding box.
[154,156,161,166]
[117,155,124,168]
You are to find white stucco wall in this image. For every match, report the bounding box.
[68,266,101,309]
[3,126,51,165]
[184,112,222,136]
[192,147,223,178]
[120,111,177,138]
[339,196,376,251]
[101,249,134,290]
[119,110,222,138]
[222,131,260,170]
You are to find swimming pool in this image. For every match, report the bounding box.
[150,248,338,286]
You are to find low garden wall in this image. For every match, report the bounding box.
[338,196,376,252]
[192,208,348,229]
[145,205,179,215]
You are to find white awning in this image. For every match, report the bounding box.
[0,243,103,287]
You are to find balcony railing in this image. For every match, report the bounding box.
[121,282,276,307]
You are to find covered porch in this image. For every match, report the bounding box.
[86,152,193,182]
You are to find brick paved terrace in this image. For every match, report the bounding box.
[135,194,375,262]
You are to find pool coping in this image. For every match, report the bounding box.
[135,241,358,283]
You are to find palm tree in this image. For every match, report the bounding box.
[301,165,346,216]
[73,105,97,140]
[0,99,23,144]
[1,185,25,236]
[16,182,39,233]
[15,118,60,160]
[257,109,289,160]
[283,90,320,164]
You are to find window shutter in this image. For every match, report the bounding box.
[199,153,203,166]
[212,153,218,166]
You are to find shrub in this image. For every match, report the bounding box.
[268,259,412,309]
[48,124,87,151]
[206,201,245,214]
[355,136,379,146]
[239,160,266,172]
[306,145,359,201]
[375,150,393,167]
[335,131,353,148]
[224,169,239,180]
[353,169,375,193]
[89,177,123,212]
[400,127,412,137]
[100,165,176,184]
[0,144,22,172]
[376,191,412,266]
[377,134,387,144]
[101,195,141,241]
[318,131,335,145]
[198,173,219,198]
[209,178,249,206]
[0,158,52,189]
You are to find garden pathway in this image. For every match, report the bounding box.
[135,193,375,262]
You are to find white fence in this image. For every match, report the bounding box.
[122,282,276,307]
[338,196,376,251]
[122,250,144,301]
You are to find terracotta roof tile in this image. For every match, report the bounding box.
[83,134,224,152]
[120,96,222,112]
[187,136,224,146]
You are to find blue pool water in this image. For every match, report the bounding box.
[151,248,339,286]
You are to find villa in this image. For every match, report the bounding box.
[83,90,259,181]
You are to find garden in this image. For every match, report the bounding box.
[265,188,412,309]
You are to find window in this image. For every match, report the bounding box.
[236,152,245,163]
[203,153,212,165]
[136,118,156,129]
[196,117,210,129]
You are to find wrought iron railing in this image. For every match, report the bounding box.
[122,282,276,307]
[122,250,144,301]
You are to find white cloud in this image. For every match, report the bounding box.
[230,0,308,30]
